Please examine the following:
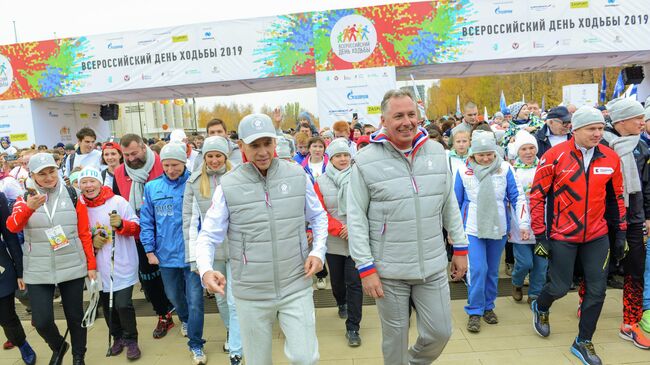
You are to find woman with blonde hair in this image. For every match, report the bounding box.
[182,136,242,364]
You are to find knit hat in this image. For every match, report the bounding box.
[276,138,293,159]
[238,114,277,144]
[645,107,650,122]
[28,153,58,173]
[511,130,538,155]
[78,166,102,184]
[69,171,80,185]
[493,112,504,119]
[160,142,188,163]
[606,97,645,124]
[169,129,188,143]
[326,138,350,158]
[321,130,334,139]
[201,136,230,157]
[508,102,527,120]
[470,130,498,156]
[571,106,605,131]
[0,136,10,144]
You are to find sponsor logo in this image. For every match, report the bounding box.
[201,31,215,41]
[347,91,369,100]
[184,69,200,75]
[613,35,623,43]
[0,54,13,95]
[533,41,544,48]
[161,71,175,77]
[137,39,156,46]
[494,6,512,14]
[512,42,520,49]
[605,0,619,6]
[492,43,499,51]
[124,75,130,82]
[141,74,152,80]
[594,167,613,175]
[330,14,377,63]
[107,42,123,50]
[211,66,220,74]
[172,35,189,43]
[48,111,59,118]
[530,4,554,11]
[278,182,291,195]
[570,1,588,8]
[555,39,571,46]
[583,37,601,44]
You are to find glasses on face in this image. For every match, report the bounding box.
[550,119,571,126]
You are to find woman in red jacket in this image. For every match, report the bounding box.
[7,153,96,365]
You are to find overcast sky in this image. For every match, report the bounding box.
[1,0,435,115]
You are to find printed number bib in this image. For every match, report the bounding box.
[45,225,70,251]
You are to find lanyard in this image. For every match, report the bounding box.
[41,184,64,224]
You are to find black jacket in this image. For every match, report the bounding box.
[0,192,22,298]
[601,126,650,224]
[534,124,571,159]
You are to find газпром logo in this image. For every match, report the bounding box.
[330,15,377,63]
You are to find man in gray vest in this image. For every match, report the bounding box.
[195,114,328,365]
[348,89,469,365]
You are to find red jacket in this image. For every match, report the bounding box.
[113,154,164,200]
[530,138,626,243]
[313,182,344,236]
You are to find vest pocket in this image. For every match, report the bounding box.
[377,216,387,261]
[234,235,247,281]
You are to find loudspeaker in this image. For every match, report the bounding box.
[100,104,119,120]
[622,66,644,85]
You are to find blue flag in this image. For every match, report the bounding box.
[499,90,507,114]
[599,69,607,104]
[456,95,461,115]
[612,71,625,99]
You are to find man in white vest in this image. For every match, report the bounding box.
[348,89,469,365]
[195,114,328,365]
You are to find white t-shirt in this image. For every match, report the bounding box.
[0,176,24,201]
[548,134,567,147]
[66,149,102,176]
[309,158,324,179]
[86,195,140,292]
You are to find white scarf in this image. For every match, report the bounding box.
[603,131,641,207]
[124,146,156,213]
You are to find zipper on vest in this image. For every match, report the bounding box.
[264,182,282,299]
[401,153,425,279]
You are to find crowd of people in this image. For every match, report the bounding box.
[0,90,649,365]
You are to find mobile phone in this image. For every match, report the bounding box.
[352,112,358,120]
[26,188,37,196]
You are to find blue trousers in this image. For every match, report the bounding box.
[511,243,548,298]
[466,235,507,316]
[159,267,205,349]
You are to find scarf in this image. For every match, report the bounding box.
[325,162,352,216]
[603,131,641,206]
[449,149,468,161]
[82,186,115,208]
[370,126,429,161]
[468,158,502,239]
[124,146,156,212]
[512,157,539,169]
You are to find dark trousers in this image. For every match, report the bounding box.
[622,222,646,324]
[0,292,27,347]
[316,265,328,279]
[326,253,363,331]
[505,241,515,265]
[136,240,173,316]
[537,236,609,341]
[100,286,138,341]
[27,277,86,357]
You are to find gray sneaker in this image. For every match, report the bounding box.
[467,315,481,333]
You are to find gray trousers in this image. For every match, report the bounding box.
[235,286,318,365]
[377,271,452,365]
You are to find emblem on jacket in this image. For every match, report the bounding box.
[279,182,291,194]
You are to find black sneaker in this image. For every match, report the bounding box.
[230,355,242,365]
[467,315,481,333]
[49,341,69,365]
[72,355,85,365]
[346,330,361,347]
[607,276,624,289]
[531,300,550,337]
[338,304,348,319]
[571,338,602,365]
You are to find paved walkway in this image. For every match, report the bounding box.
[1,289,649,364]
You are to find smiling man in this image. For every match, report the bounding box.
[347,89,469,364]
[195,113,328,365]
[64,128,102,176]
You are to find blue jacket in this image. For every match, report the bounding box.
[0,192,22,298]
[140,169,190,268]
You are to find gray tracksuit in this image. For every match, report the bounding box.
[315,173,349,256]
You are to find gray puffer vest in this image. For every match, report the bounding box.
[315,173,349,256]
[221,159,310,300]
[22,183,87,285]
[351,141,455,280]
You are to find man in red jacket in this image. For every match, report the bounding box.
[114,134,174,339]
[529,106,627,365]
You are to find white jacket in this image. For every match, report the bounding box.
[508,165,537,244]
[454,160,529,238]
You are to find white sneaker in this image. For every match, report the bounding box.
[316,277,327,290]
[181,322,188,337]
[191,347,207,365]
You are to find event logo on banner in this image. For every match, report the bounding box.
[0,55,13,95]
[330,15,377,63]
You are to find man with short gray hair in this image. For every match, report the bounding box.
[348,89,469,364]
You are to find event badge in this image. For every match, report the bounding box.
[45,225,70,251]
